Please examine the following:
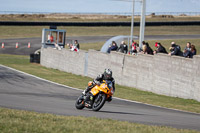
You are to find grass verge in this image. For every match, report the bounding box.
[1,26,200,39]
[80,41,104,51]
[0,54,200,114]
[0,107,199,133]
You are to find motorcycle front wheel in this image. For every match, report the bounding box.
[92,93,106,111]
[75,95,85,110]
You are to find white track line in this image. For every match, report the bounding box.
[1,64,199,115]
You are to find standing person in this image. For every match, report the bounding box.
[154,42,168,54]
[47,32,54,43]
[74,40,80,49]
[107,41,118,53]
[117,41,128,54]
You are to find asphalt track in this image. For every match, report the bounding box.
[0,65,200,131]
[1,34,200,55]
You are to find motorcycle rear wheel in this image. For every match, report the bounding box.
[75,95,85,110]
[92,93,106,111]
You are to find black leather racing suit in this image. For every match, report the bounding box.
[84,74,115,94]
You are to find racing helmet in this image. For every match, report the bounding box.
[104,69,112,80]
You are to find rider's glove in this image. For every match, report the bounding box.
[94,80,101,86]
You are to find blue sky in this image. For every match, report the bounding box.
[0,0,200,14]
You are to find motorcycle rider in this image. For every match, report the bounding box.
[82,68,115,101]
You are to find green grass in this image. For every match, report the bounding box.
[80,41,104,51]
[0,15,200,40]
[1,107,199,133]
[0,54,200,114]
[1,25,200,39]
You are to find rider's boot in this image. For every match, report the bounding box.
[82,87,90,96]
[82,83,95,96]
[107,96,112,102]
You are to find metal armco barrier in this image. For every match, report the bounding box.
[0,21,200,26]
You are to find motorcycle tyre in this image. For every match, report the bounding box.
[92,93,106,111]
[75,95,85,110]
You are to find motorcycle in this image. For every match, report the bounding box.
[75,80,114,111]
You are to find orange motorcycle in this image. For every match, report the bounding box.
[75,80,114,111]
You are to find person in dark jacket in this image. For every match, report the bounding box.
[154,42,168,54]
[74,40,80,49]
[142,42,153,55]
[168,42,182,56]
[190,44,197,58]
[82,69,115,102]
[117,41,128,54]
[183,42,192,58]
[107,41,118,53]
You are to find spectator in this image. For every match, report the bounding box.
[142,44,153,55]
[168,42,182,56]
[70,43,79,52]
[183,42,192,58]
[136,43,141,53]
[130,42,139,55]
[154,42,168,54]
[131,40,136,49]
[117,41,128,54]
[47,33,54,43]
[54,43,61,50]
[66,43,79,52]
[142,41,146,45]
[107,41,118,53]
[69,43,73,49]
[143,42,154,55]
[74,40,80,49]
[190,44,197,58]
[71,45,79,52]
[142,45,147,54]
